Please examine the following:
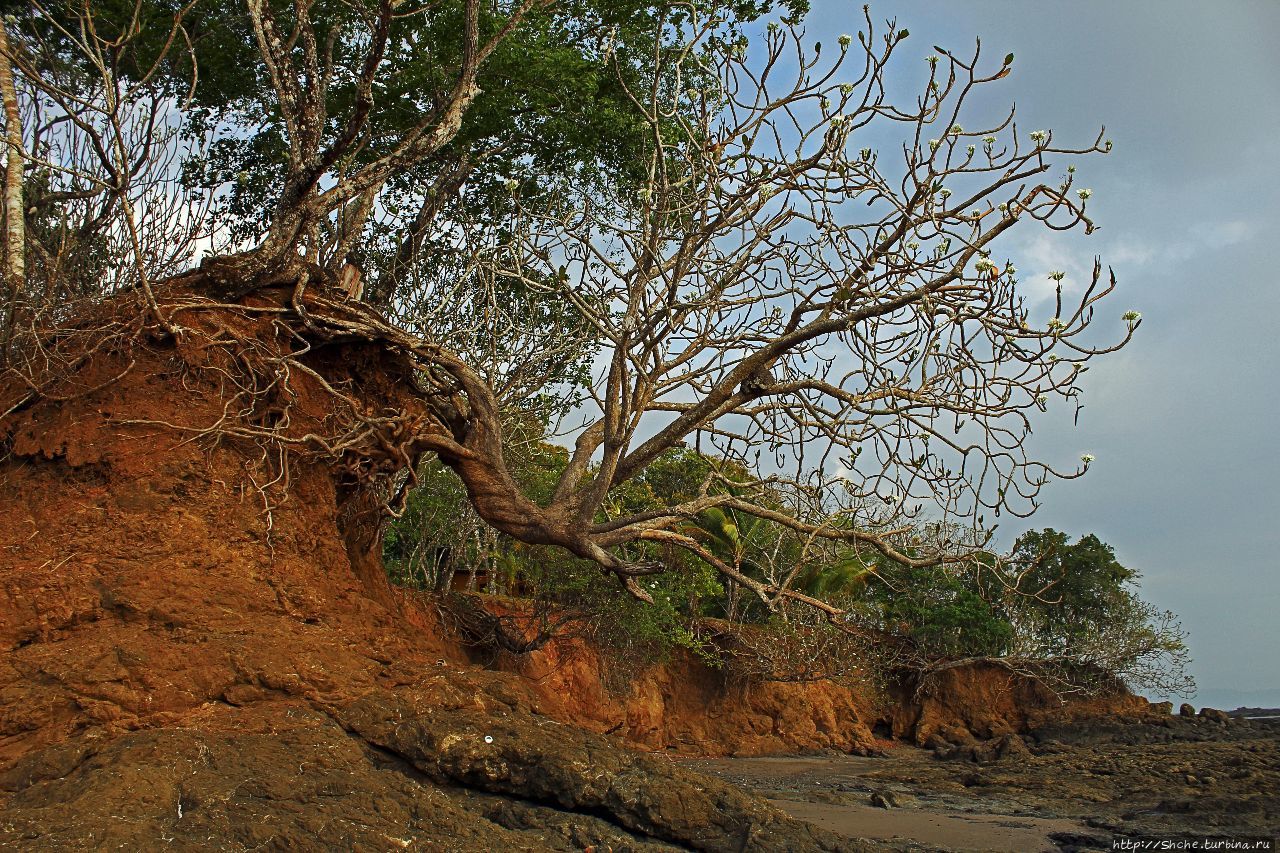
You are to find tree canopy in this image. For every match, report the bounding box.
[1,0,1146,631]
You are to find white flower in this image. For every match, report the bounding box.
[838,33,852,48]
[926,55,939,65]
[1047,317,1066,331]
[907,241,920,250]
[949,124,963,135]
[1081,454,1095,464]
[1048,270,1065,282]
[759,186,776,200]
[928,138,941,151]
[1030,130,1047,144]
[1077,188,1093,201]
[1004,264,1016,276]
[938,187,952,199]
[998,202,1009,213]
[840,83,855,96]
[1036,394,1047,405]
[983,136,996,145]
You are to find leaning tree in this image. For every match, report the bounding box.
[0,0,1138,621]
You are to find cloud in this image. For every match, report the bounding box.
[1199,219,1260,249]
[1011,232,1095,308]
[1084,217,1261,280]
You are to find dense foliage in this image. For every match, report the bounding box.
[386,437,1193,696]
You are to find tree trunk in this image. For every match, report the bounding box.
[0,23,26,360]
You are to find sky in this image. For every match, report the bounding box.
[793,0,1280,706]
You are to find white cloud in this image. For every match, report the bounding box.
[1011,232,1094,308]
[1199,218,1260,249]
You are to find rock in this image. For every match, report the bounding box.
[1150,701,1174,715]
[1179,703,1196,717]
[1199,708,1230,724]
[933,733,1032,765]
[333,690,855,852]
[924,732,954,753]
[869,790,897,808]
[994,733,1033,761]
[2,693,859,852]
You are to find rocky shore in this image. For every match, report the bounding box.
[686,712,1279,851]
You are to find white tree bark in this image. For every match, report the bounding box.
[0,24,24,302]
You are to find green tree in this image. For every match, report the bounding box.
[1009,528,1132,654]
[1004,529,1193,695]
[861,559,1013,658]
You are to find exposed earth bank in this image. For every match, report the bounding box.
[1,283,1252,851]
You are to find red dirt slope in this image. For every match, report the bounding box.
[0,283,855,850]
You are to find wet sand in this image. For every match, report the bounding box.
[768,798,1086,852]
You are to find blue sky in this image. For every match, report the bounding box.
[795,0,1279,705]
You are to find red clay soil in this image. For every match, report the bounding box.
[880,660,1150,747]
[0,280,1149,850]
[464,609,1147,755]
[0,283,863,850]
[493,630,882,756]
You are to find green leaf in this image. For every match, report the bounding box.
[1003,53,1014,66]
